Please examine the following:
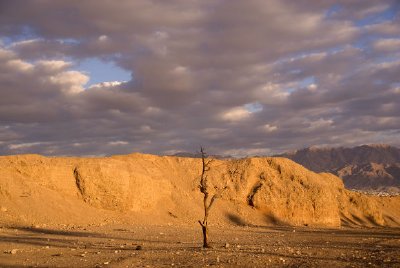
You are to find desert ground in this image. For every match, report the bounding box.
[1,154,400,267]
[1,223,400,267]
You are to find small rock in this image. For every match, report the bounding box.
[10,249,18,254]
[261,248,265,253]
[80,253,86,257]
[224,243,230,248]
[103,261,109,265]
[45,246,50,249]
[0,207,7,212]
[136,245,143,250]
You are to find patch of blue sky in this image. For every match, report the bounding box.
[325,4,342,19]
[74,58,131,87]
[1,25,38,47]
[299,76,315,88]
[56,38,80,45]
[274,47,342,66]
[284,87,296,94]
[355,6,399,27]
[244,102,263,113]
[376,53,400,63]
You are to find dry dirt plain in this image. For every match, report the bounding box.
[1,223,400,268]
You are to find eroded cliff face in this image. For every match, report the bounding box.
[0,154,399,228]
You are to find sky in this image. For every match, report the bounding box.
[0,0,399,157]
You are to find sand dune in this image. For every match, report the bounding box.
[1,154,399,228]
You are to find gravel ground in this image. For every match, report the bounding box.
[1,224,399,267]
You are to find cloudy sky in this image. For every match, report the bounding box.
[0,0,399,156]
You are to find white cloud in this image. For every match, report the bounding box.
[307,83,318,91]
[308,118,334,130]
[108,141,129,146]
[221,107,251,122]
[255,83,290,104]
[8,142,45,150]
[6,59,33,72]
[373,39,400,52]
[37,60,71,71]
[98,35,109,42]
[263,124,278,133]
[89,81,125,89]
[49,71,89,94]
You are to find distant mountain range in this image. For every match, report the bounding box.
[171,152,231,159]
[278,144,400,193]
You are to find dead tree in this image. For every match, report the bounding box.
[198,147,227,248]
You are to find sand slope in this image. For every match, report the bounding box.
[1,154,399,228]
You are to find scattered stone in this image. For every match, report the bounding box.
[6,249,18,254]
[136,245,143,250]
[224,243,230,248]
[103,261,109,265]
[80,253,86,257]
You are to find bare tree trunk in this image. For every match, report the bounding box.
[198,220,209,248]
[198,147,226,248]
[201,223,208,247]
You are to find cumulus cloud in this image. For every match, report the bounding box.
[0,0,399,156]
[221,107,252,122]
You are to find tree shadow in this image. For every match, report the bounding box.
[264,213,288,226]
[15,226,102,237]
[0,226,183,251]
[225,212,247,226]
